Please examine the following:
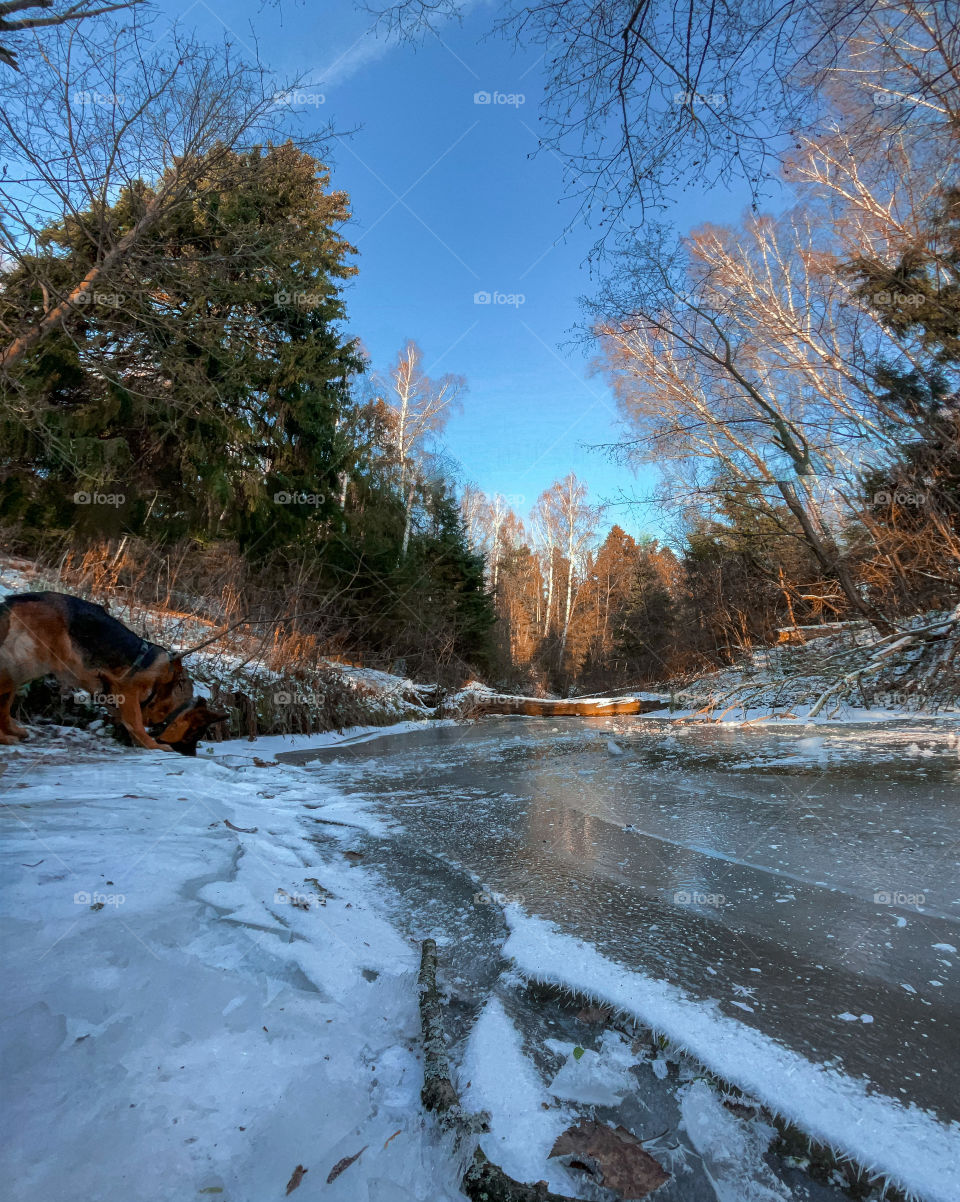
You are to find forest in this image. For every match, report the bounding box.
[1,0,957,697]
[3,6,960,1202]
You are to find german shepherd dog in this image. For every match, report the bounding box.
[153,696,227,756]
[0,591,224,753]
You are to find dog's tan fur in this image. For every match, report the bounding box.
[0,592,190,751]
[154,697,227,755]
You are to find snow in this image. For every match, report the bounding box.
[0,558,440,733]
[4,555,959,1200]
[206,720,460,764]
[503,910,960,1202]
[668,609,960,718]
[457,998,574,1193]
[0,741,466,1202]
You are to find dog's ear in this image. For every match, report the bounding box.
[157,699,228,754]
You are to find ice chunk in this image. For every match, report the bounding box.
[681,1080,791,1201]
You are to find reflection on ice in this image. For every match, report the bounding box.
[297,716,960,1124]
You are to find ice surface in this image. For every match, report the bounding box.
[5,711,959,1202]
[504,911,960,1202]
[680,1080,791,1202]
[547,1031,640,1106]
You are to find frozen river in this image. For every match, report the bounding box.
[288,716,960,1125]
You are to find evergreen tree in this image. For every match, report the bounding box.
[0,142,361,550]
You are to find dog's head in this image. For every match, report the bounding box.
[141,655,193,726]
[154,696,228,756]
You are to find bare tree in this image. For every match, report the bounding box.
[529,492,558,638]
[534,474,599,658]
[0,0,140,69]
[376,340,464,556]
[368,1,958,243]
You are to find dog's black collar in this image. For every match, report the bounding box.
[131,640,168,710]
[129,640,157,675]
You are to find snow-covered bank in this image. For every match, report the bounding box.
[4,713,958,1202]
[504,912,960,1202]
[205,719,462,764]
[668,610,960,720]
[0,739,465,1202]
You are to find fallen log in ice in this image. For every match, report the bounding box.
[454,690,666,718]
[417,939,579,1202]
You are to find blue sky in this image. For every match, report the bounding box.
[153,0,760,543]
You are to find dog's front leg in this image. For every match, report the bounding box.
[0,687,29,741]
[114,692,173,751]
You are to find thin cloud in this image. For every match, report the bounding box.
[316,24,402,89]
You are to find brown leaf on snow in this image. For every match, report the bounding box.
[253,757,278,768]
[284,1164,307,1194]
[224,819,258,834]
[576,1005,613,1025]
[550,1121,670,1197]
[326,1145,368,1184]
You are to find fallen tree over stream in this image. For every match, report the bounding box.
[450,688,666,718]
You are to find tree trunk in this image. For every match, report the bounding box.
[543,552,554,638]
[401,482,415,559]
[1,193,164,370]
[777,481,894,635]
[560,556,575,656]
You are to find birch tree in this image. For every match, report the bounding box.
[377,341,464,557]
[530,493,558,638]
[534,474,599,659]
[598,258,872,628]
